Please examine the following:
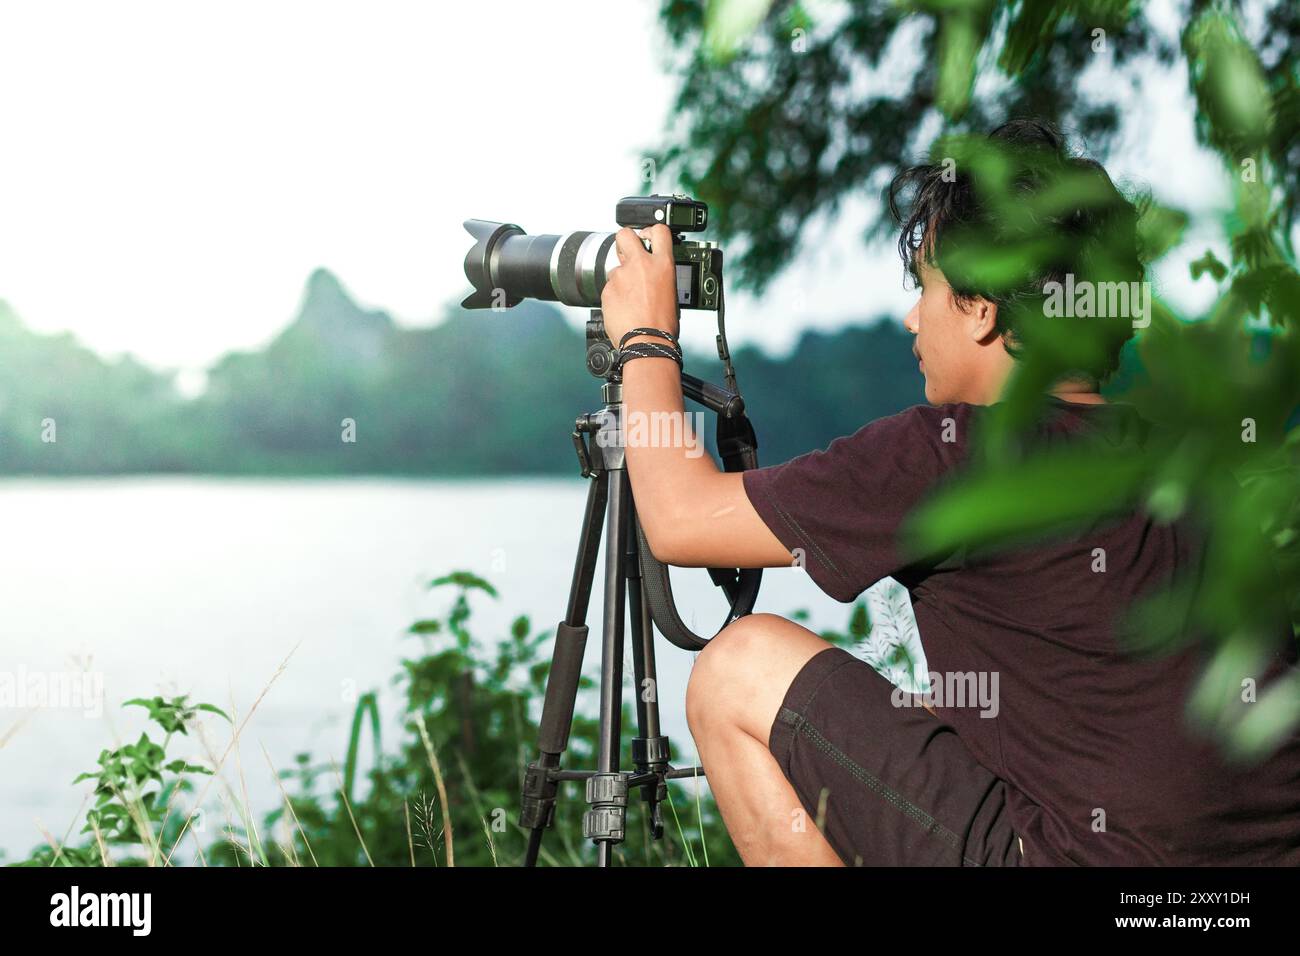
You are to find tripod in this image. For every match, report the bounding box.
[520,310,760,867]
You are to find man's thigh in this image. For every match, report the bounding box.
[768,645,1024,867]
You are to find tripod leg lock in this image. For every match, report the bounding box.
[582,772,629,843]
[631,735,671,768]
[520,762,558,831]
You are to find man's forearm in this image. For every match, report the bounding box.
[620,344,720,556]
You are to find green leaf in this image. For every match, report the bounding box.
[1136,203,1189,263]
[429,571,498,598]
[703,0,775,63]
[195,702,232,723]
[934,7,987,120]
[848,602,870,640]
[1189,249,1229,282]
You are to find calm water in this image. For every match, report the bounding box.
[0,477,875,859]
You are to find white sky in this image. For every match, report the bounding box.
[0,0,1248,378]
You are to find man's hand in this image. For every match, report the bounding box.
[600,223,679,348]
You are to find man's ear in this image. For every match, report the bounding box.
[969,297,1000,344]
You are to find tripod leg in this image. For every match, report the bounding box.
[588,465,630,867]
[626,499,670,842]
[521,469,608,866]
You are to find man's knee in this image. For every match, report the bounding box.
[686,612,828,743]
[687,613,780,734]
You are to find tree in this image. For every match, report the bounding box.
[656,0,1300,755]
[656,0,1182,289]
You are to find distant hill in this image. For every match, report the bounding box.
[0,271,924,475]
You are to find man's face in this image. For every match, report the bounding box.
[902,257,991,405]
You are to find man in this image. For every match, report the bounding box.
[598,120,1300,866]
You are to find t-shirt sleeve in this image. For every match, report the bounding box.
[741,403,973,603]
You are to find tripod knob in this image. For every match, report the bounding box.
[583,772,629,843]
[586,340,616,378]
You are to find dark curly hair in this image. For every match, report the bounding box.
[887,119,1147,385]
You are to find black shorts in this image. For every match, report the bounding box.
[768,646,1024,866]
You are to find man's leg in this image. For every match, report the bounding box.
[687,611,1024,867]
[685,612,843,866]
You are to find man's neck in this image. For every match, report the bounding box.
[973,377,1106,406]
[1050,380,1106,404]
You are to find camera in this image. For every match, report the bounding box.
[460,194,722,312]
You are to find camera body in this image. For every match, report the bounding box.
[616,194,721,312]
[667,240,722,311]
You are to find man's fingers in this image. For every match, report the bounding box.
[614,227,646,262]
[643,223,673,260]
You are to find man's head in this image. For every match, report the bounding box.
[900,249,1012,405]
[888,119,1146,406]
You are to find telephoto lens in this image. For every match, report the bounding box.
[461,220,620,311]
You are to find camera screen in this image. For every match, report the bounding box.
[668,204,698,228]
[676,264,693,305]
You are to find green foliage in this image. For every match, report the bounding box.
[656,0,1172,290]
[660,1,1300,756]
[13,574,740,867]
[16,695,229,867]
[0,302,195,472]
[246,573,736,867]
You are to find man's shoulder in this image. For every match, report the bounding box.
[871,399,1145,447]
[843,402,981,458]
[866,401,981,429]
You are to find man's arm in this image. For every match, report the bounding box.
[621,357,792,568]
[600,225,792,570]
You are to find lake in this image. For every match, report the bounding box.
[0,477,909,860]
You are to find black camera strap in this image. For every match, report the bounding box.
[633,361,762,651]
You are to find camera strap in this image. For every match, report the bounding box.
[633,379,762,652]
[715,407,759,473]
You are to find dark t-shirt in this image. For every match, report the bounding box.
[742,398,1300,865]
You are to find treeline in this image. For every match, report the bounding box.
[0,269,925,475]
